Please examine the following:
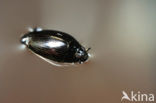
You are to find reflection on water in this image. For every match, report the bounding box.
[0,0,156,103]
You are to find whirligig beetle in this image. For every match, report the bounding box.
[20,28,91,66]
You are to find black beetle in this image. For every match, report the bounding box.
[20,28,90,65]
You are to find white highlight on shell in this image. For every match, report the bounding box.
[27,27,43,32]
[45,41,65,48]
[21,37,30,45]
[36,27,42,32]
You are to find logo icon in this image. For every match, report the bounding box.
[121,91,131,101]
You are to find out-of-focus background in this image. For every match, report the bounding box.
[0,0,156,103]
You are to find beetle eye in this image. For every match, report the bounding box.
[75,50,84,58]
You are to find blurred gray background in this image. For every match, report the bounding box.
[0,0,156,103]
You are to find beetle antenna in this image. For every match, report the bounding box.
[86,47,91,52]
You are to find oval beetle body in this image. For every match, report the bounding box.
[20,28,90,64]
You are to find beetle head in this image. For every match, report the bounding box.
[75,47,90,63]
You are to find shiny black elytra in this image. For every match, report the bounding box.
[20,28,90,64]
